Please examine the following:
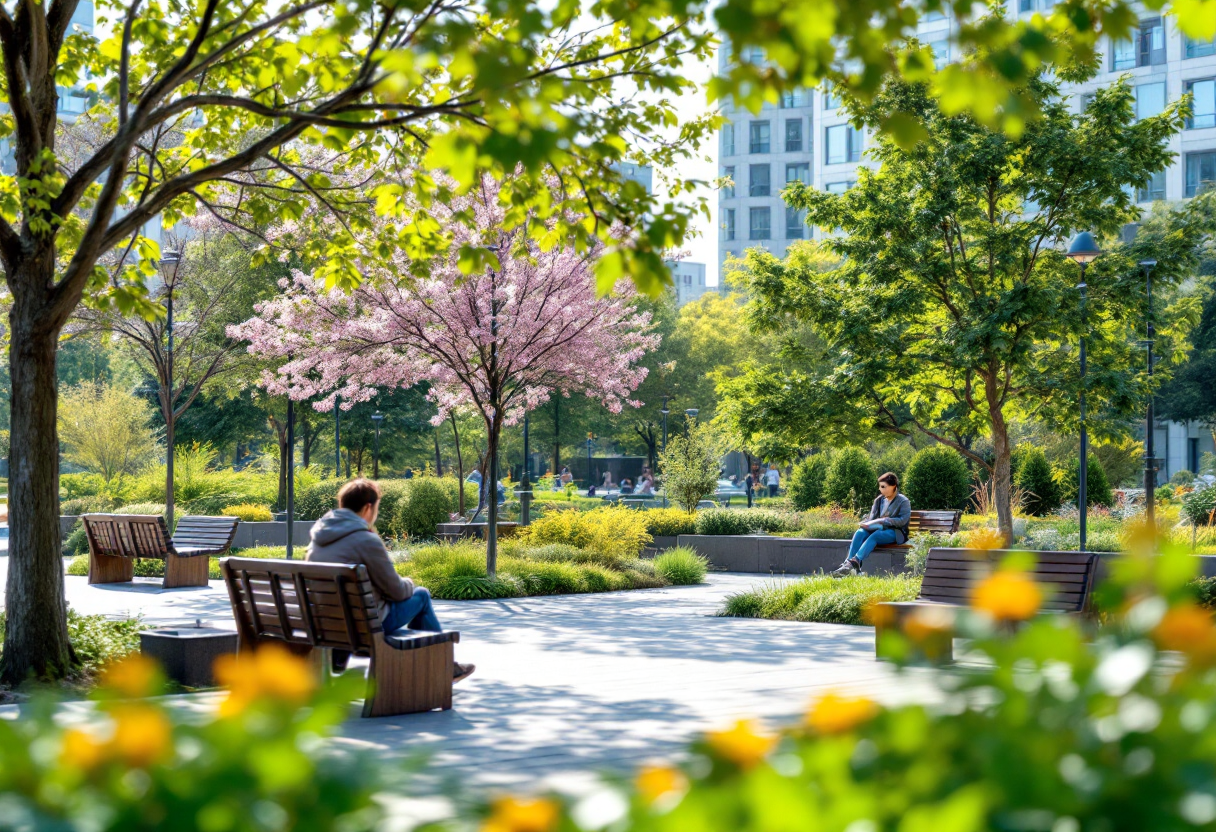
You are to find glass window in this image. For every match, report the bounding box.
[780,89,805,109]
[723,166,735,199]
[744,45,765,64]
[749,120,771,154]
[749,163,771,197]
[786,162,811,184]
[786,206,806,239]
[1188,79,1216,129]
[785,119,803,152]
[1112,38,1136,71]
[825,181,853,194]
[823,88,840,110]
[1139,18,1165,67]
[1135,82,1166,121]
[1186,151,1216,197]
[1186,36,1216,59]
[1137,170,1166,202]
[749,207,771,240]
[1018,0,1033,12]
[928,38,949,70]
[1078,92,1095,111]
[925,8,946,20]
[825,125,862,164]
[722,123,735,156]
[724,208,736,241]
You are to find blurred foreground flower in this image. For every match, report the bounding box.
[635,764,688,805]
[215,643,317,716]
[706,719,777,769]
[1153,603,1216,664]
[482,796,560,832]
[806,691,878,735]
[972,570,1042,622]
[967,527,1007,551]
[58,704,171,771]
[99,654,164,698]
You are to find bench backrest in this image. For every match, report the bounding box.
[221,557,383,654]
[907,510,962,536]
[920,548,1098,613]
[172,515,239,554]
[82,514,172,558]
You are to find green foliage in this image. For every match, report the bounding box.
[1173,469,1198,486]
[1157,484,1177,502]
[1058,455,1115,508]
[873,443,916,484]
[719,574,920,623]
[395,477,454,539]
[641,507,699,537]
[657,422,721,512]
[693,509,753,536]
[0,608,145,679]
[903,445,972,511]
[1182,487,1216,526]
[58,381,160,482]
[823,446,875,513]
[518,505,652,559]
[63,527,88,559]
[906,532,967,577]
[787,453,830,510]
[220,504,273,522]
[59,496,116,516]
[653,547,709,585]
[114,503,168,517]
[294,479,342,521]
[370,480,412,539]
[1015,445,1062,516]
[59,472,109,499]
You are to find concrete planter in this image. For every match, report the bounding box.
[232,521,313,549]
[140,627,238,688]
[644,535,679,556]
[436,522,519,541]
[675,534,910,577]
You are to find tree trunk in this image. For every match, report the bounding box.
[433,429,443,477]
[1,281,77,684]
[990,410,1014,543]
[553,398,560,474]
[269,415,288,511]
[486,414,501,578]
[451,414,464,516]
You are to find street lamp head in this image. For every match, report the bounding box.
[1066,232,1102,265]
[684,408,699,419]
[1139,259,1158,270]
[158,250,182,283]
[371,411,384,425]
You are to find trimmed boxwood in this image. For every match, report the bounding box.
[823,447,875,512]
[1015,445,1061,516]
[903,445,971,511]
[788,453,830,510]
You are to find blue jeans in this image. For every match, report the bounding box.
[382,588,443,633]
[848,528,900,564]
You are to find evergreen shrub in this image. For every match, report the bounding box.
[395,477,454,539]
[787,453,830,510]
[903,445,971,511]
[1058,455,1114,508]
[1015,445,1061,516]
[822,446,876,512]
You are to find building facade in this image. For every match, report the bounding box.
[667,259,714,307]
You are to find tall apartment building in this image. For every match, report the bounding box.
[717,4,1216,276]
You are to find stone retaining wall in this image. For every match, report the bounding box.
[675,534,909,576]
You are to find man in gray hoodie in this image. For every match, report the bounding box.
[307,478,474,682]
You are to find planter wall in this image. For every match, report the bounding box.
[675,534,909,576]
[232,521,314,549]
[643,535,680,557]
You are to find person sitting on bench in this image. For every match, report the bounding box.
[307,478,474,682]
[832,472,911,577]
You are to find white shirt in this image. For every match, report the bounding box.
[765,469,779,486]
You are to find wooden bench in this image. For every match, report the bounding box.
[874,547,1100,661]
[84,514,239,588]
[876,509,962,551]
[221,557,459,717]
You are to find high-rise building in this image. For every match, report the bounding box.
[669,260,714,307]
[717,4,1216,265]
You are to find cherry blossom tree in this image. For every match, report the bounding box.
[230,186,657,574]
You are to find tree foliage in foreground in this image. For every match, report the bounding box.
[722,74,1216,540]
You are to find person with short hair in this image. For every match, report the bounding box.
[307,478,474,682]
[831,472,911,578]
[765,464,781,498]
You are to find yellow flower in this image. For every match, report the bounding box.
[1153,603,1216,663]
[806,692,878,735]
[705,720,777,769]
[971,570,1042,622]
[967,527,1007,551]
[60,728,107,771]
[100,654,163,698]
[862,600,896,629]
[214,643,317,716]
[109,704,172,768]
[482,797,560,832]
[635,765,688,804]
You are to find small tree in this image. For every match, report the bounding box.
[903,446,972,512]
[824,447,876,513]
[788,453,831,510]
[1016,446,1062,516]
[658,422,721,513]
[57,381,160,483]
[1059,456,1114,509]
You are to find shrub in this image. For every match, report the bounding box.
[903,445,971,511]
[397,542,517,600]
[1182,486,1216,526]
[787,453,830,510]
[905,532,966,577]
[654,547,708,585]
[371,479,412,538]
[1156,484,1175,502]
[221,503,273,522]
[657,421,720,511]
[181,492,258,516]
[63,525,88,558]
[1057,454,1114,508]
[694,508,754,535]
[0,608,146,679]
[501,557,587,594]
[1172,469,1197,486]
[59,471,109,499]
[717,574,920,623]
[395,477,453,539]
[518,505,652,559]
[873,444,915,484]
[294,479,341,520]
[1014,445,1061,516]
[823,446,875,512]
[643,507,699,537]
[801,520,858,539]
[59,495,115,516]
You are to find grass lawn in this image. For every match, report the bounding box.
[718,574,920,624]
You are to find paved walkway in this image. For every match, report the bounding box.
[2,565,940,803]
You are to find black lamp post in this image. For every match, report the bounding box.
[586,432,595,492]
[157,250,182,528]
[286,393,295,559]
[1140,259,1159,529]
[520,412,532,525]
[1067,231,1102,553]
[371,411,384,479]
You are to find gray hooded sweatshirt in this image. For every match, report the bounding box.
[305,508,414,622]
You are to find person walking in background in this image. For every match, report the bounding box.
[744,470,755,508]
[765,464,780,498]
[602,470,616,490]
[831,472,911,577]
[560,466,573,487]
[638,472,655,496]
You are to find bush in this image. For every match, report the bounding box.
[395,477,454,539]
[787,453,830,510]
[1182,486,1216,526]
[657,421,720,511]
[0,608,146,679]
[63,524,88,558]
[1057,454,1114,508]
[1014,445,1061,516]
[1156,484,1176,502]
[294,479,341,520]
[873,444,916,484]
[371,479,412,539]
[823,446,876,512]
[903,445,971,511]
[643,507,699,537]
[518,505,652,559]
[718,574,920,623]
[221,504,273,522]
[1172,469,1197,486]
[59,495,115,516]
[59,471,109,499]
[653,546,708,585]
[694,508,754,536]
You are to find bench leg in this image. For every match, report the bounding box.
[163,553,210,588]
[88,551,133,584]
[364,636,453,718]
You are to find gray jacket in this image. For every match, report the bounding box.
[305,508,414,622]
[866,493,911,544]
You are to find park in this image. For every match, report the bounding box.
[2,0,1216,830]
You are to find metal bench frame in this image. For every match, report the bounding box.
[83,514,238,588]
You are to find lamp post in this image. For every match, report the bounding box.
[586,432,595,492]
[684,407,699,437]
[371,411,384,479]
[157,250,182,528]
[286,393,295,559]
[1139,259,1159,529]
[1067,231,1102,553]
[660,395,671,506]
